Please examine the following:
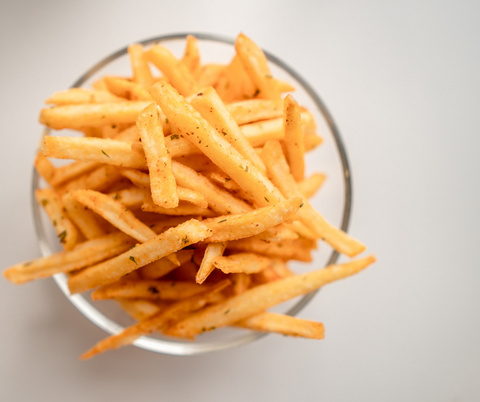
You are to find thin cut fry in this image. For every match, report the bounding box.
[166,255,376,337]
[235,313,324,339]
[226,99,283,125]
[62,192,106,240]
[39,101,151,130]
[104,77,152,101]
[68,219,213,293]
[196,64,225,88]
[59,165,123,194]
[128,44,155,88]
[232,272,251,295]
[117,299,161,321]
[72,189,156,243]
[80,279,230,359]
[142,196,214,217]
[45,88,124,105]
[140,250,194,280]
[182,35,200,74]
[108,186,148,209]
[196,242,227,284]
[283,95,305,181]
[297,173,326,199]
[213,252,271,274]
[35,188,78,251]
[137,103,178,208]
[50,161,99,188]
[34,151,56,186]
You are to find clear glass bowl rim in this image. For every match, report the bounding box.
[31,32,353,356]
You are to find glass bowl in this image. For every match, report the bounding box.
[32,33,352,355]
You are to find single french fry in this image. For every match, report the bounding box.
[92,279,207,301]
[195,64,225,88]
[142,196,214,217]
[165,133,202,158]
[117,299,161,321]
[108,186,148,209]
[43,136,147,170]
[4,232,135,284]
[59,165,123,194]
[235,33,281,102]
[254,224,299,242]
[216,54,256,102]
[100,123,132,139]
[282,220,317,241]
[81,279,230,359]
[190,87,267,175]
[226,99,283,125]
[232,272,251,295]
[35,188,78,251]
[298,173,326,199]
[146,45,199,97]
[113,125,141,142]
[251,266,281,285]
[269,258,294,278]
[50,161,99,188]
[119,168,150,188]
[46,88,124,105]
[150,83,283,208]
[34,151,56,186]
[62,192,106,240]
[137,103,178,208]
[304,133,323,152]
[235,313,324,339]
[196,242,227,284]
[104,76,152,101]
[261,140,366,257]
[39,101,151,130]
[73,189,156,243]
[275,79,295,93]
[171,160,252,215]
[239,110,313,147]
[128,44,155,88]
[182,35,200,74]
[166,255,376,338]
[227,237,313,262]
[68,219,212,293]
[140,250,194,280]
[201,196,302,243]
[213,252,271,274]
[283,95,305,181]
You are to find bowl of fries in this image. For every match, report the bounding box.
[5,33,374,357]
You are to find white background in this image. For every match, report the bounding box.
[1,1,479,401]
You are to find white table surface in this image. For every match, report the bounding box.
[1,1,479,401]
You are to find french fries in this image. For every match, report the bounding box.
[5,34,375,359]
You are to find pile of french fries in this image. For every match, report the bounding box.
[4,34,376,359]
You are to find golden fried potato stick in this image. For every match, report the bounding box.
[45,88,124,105]
[104,77,152,101]
[59,165,123,195]
[80,279,230,359]
[239,110,313,147]
[196,242,227,284]
[165,133,203,157]
[227,237,313,262]
[108,186,148,209]
[254,224,299,242]
[232,272,251,295]
[261,140,366,257]
[171,160,252,215]
[235,313,324,339]
[137,103,178,208]
[4,232,135,284]
[140,250,194,280]
[235,33,281,102]
[297,173,326,199]
[34,151,56,186]
[39,101,151,130]
[182,35,200,74]
[166,255,376,338]
[150,82,283,208]
[283,95,305,181]
[113,125,141,142]
[275,79,295,93]
[190,87,267,175]
[304,133,323,152]
[201,196,302,243]
[213,252,271,274]
[142,197,214,217]
[43,136,147,170]
[72,189,156,243]
[62,192,106,240]
[128,44,155,88]
[117,299,162,321]
[226,99,283,125]
[146,45,199,97]
[196,64,225,88]
[50,161,99,188]
[91,280,208,301]
[35,188,79,251]
[68,219,212,293]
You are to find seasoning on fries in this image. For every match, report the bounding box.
[3,33,376,359]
